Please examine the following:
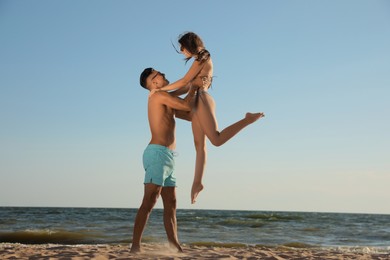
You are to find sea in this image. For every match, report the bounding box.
[1,207,389,253]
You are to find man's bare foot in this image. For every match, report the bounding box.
[169,242,184,253]
[191,183,204,204]
[130,244,141,254]
[177,245,184,253]
[245,112,264,124]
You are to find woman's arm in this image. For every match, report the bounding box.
[159,59,205,92]
[169,84,191,96]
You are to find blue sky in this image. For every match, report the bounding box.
[1,0,389,214]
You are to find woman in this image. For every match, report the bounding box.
[151,32,264,204]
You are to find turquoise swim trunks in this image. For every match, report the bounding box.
[143,144,176,187]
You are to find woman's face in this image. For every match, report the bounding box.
[180,46,192,58]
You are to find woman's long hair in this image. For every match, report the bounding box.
[177,32,210,63]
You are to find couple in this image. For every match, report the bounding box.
[130,32,264,253]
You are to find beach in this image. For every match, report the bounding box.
[1,243,389,260]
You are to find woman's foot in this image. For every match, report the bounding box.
[245,112,264,124]
[191,182,204,204]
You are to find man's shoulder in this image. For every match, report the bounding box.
[148,92,170,106]
[149,91,171,102]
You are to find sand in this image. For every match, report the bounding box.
[1,243,389,259]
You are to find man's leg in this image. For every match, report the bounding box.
[161,187,183,252]
[130,183,162,253]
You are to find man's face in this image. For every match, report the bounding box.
[147,70,169,90]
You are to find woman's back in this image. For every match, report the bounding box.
[193,57,213,90]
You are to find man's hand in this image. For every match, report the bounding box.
[184,85,198,102]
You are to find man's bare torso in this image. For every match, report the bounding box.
[148,94,176,150]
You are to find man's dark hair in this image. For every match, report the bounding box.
[140,68,154,89]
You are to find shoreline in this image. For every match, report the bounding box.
[1,243,389,259]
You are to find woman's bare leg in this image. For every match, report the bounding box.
[190,92,264,204]
[191,116,206,204]
[194,93,264,147]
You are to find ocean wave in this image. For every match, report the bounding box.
[217,219,264,228]
[0,229,105,244]
[189,241,248,248]
[245,213,303,221]
[281,242,315,248]
[2,208,390,249]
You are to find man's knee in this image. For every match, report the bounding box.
[140,198,156,212]
[161,188,177,208]
[140,189,160,212]
[164,196,177,208]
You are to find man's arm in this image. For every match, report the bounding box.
[183,84,198,102]
[174,84,198,120]
[153,91,193,111]
[175,110,192,121]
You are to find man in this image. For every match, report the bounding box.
[130,68,194,253]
